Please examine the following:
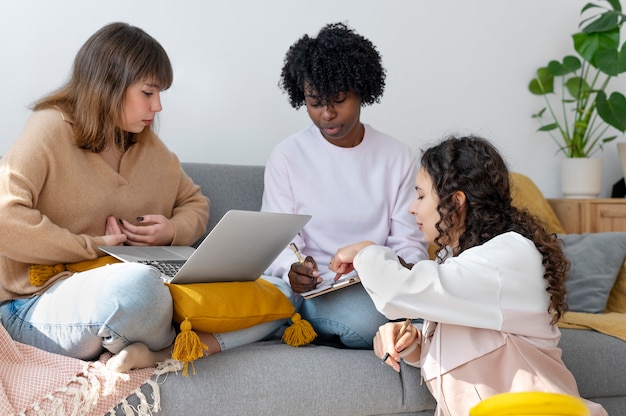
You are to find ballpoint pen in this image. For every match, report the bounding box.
[395,318,412,343]
[289,243,305,264]
[382,318,414,365]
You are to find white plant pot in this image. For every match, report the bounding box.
[560,157,603,198]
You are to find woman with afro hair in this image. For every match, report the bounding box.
[261,22,428,349]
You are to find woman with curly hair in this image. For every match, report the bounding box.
[329,136,607,415]
[261,22,428,348]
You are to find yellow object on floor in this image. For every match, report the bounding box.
[470,392,589,416]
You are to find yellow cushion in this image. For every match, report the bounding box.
[166,278,295,333]
[607,260,626,313]
[166,278,316,375]
[470,392,588,416]
[510,172,566,234]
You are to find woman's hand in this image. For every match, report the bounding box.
[328,240,375,278]
[373,321,419,372]
[118,214,175,246]
[288,256,322,293]
[102,215,127,246]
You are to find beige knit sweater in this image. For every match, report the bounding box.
[0,109,209,301]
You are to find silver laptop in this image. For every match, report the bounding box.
[100,210,311,284]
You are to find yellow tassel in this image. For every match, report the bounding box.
[28,264,66,286]
[282,313,317,347]
[171,318,208,377]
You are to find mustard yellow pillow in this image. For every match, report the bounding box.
[607,260,626,313]
[510,172,565,234]
[167,278,295,333]
[166,278,316,375]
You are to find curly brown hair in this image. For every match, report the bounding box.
[421,136,569,323]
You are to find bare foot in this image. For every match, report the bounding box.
[106,342,172,373]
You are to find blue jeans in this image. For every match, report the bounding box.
[214,275,298,351]
[0,263,176,361]
[0,267,298,360]
[299,282,388,349]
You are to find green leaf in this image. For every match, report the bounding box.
[531,108,547,118]
[581,10,620,33]
[565,76,591,98]
[547,56,581,75]
[596,42,626,75]
[601,135,618,143]
[606,0,622,12]
[538,123,559,132]
[581,2,603,14]
[529,67,554,95]
[596,90,626,131]
[573,29,620,66]
[593,0,623,13]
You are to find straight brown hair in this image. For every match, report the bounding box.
[33,22,173,152]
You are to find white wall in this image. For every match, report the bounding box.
[2,0,626,198]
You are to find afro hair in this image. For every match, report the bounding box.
[279,22,386,109]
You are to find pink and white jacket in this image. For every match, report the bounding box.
[355,231,607,416]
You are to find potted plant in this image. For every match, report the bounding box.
[529,0,626,197]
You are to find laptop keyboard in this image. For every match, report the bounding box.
[138,260,186,278]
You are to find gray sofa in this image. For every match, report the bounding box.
[117,162,626,416]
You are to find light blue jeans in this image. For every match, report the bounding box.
[299,282,388,349]
[213,275,297,351]
[0,267,296,360]
[0,263,175,361]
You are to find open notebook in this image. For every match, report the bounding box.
[300,271,361,299]
[100,210,311,284]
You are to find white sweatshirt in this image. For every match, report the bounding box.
[355,232,607,416]
[262,123,428,281]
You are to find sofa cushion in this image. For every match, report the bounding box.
[559,328,626,399]
[118,340,437,416]
[559,232,626,313]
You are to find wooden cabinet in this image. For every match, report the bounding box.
[547,198,626,233]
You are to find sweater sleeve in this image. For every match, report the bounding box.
[355,245,505,330]
[0,111,107,264]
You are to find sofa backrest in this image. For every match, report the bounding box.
[181,163,265,243]
[181,165,564,252]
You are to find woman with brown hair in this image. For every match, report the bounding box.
[330,136,607,415]
[0,22,209,372]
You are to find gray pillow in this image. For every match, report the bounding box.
[559,232,626,313]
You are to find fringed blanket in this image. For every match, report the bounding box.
[0,324,181,416]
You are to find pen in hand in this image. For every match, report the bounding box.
[290,243,305,264]
[395,318,412,343]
